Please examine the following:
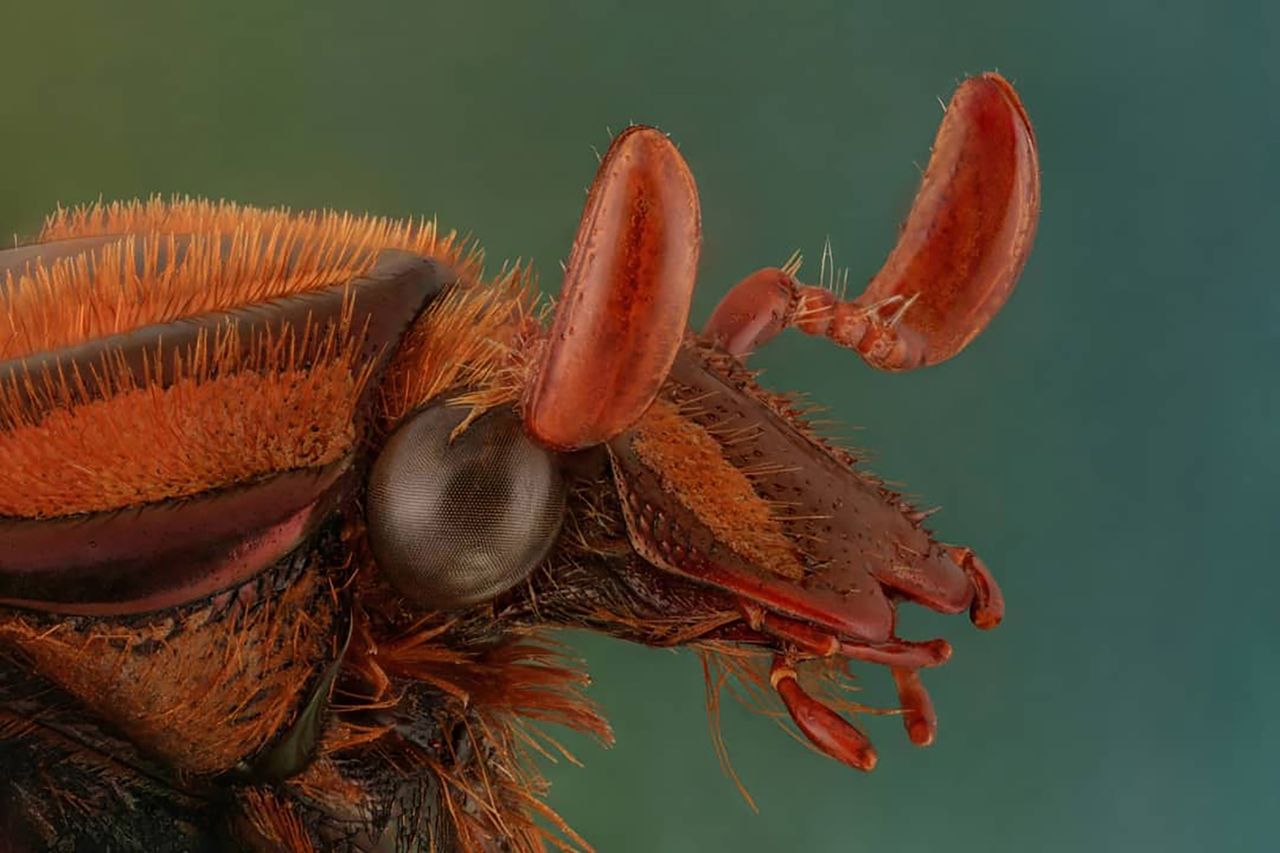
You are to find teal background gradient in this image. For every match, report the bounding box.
[1,1,1275,851]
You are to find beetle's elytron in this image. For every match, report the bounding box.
[0,73,1038,850]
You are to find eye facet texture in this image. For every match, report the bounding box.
[366,404,566,610]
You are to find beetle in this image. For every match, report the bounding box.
[0,71,1037,851]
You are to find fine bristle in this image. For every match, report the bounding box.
[695,641,877,806]
[0,710,37,741]
[690,340,917,517]
[5,196,480,360]
[40,196,479,267]
[238,788,317,853]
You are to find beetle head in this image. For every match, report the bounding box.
[599,339,979,643]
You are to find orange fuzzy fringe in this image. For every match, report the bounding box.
[379,263,540,426]
[7,197,479,360]
[335,606,613,853]
[0,324,363,516]
[239,788,317,853]
[0,564,338,775]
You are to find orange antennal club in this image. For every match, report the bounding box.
[524,126,701,450]
[704,72,1040,370]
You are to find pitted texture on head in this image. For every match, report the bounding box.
[366,403,566,610]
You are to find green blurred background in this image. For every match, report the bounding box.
[1,1,1274,850]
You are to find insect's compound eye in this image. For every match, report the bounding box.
[366,402,566,610]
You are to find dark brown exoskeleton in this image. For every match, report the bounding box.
[0,72,1038,851]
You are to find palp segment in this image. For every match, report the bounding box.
[526,74,1036,772]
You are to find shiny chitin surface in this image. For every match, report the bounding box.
[524,126,701,450]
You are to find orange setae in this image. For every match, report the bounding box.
[4,196,478,360]
[630,398,807,580]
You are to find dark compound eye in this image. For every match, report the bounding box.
[366,403,566,610]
